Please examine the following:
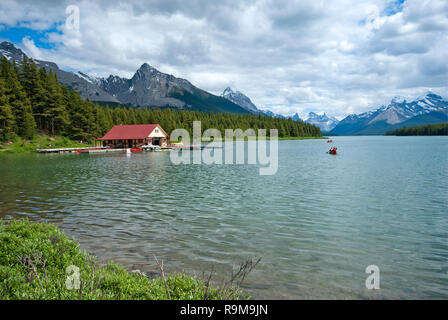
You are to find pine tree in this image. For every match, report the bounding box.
[45,72,69,136]
[0,57,36,139]
[20,59,49,131]
[0,77,15,141]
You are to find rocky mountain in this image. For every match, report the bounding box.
[330,93,448,135]
[261,110,302,121]
[221,87,261,114]
[97,63,249,113]
[97,63,194,108]
[220,87,307,120]
[262,110,283,118]
[305,112,339,132]
[0,41,27,62]
[0,41,249,114]
[0,41,119,103]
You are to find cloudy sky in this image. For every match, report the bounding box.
[0,0,447,118]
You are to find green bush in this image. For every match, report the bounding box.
[0,219,241,300]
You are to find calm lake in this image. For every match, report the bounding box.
[0,136,447,299]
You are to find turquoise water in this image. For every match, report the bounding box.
[0,136,447,299]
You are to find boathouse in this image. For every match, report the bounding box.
[96,124,169,148]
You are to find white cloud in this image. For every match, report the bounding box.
[22,36,43,59]
[1,0,447,118]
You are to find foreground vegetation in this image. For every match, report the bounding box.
[0,56,321,145]
[385,123,448,136]
[0,219,246,300]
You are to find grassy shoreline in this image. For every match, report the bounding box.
[0,135,92,154]
[0,219,243,300]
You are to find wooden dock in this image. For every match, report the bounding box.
[36,146,181,154]
[78,148,126,154]
[36,147,110,153]
[79,147,174,153]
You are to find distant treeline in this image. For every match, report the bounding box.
[386,123,448,136]
[0,56,321,142]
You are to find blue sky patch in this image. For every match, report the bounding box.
[383,0,406,16]
[0,26,60,49]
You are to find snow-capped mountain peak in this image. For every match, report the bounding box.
[221,87,261,114]
[368,93,447,125]
[391,95,406,104]
[76,71,100,85]
[222,86,235,96]
[0,41,26,62]
[305,112,339,131]
[331,93,448,135]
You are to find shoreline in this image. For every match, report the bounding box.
[198,136,327,142]
[0,218,248,300]
[0,135,327,154]
[0,135,91,154]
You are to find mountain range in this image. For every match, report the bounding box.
[330,93,448,135]
[262,110,302,121]
[220,94,341,130]
[0,41,319,122]
[0,41,119,103]
[305,112,339,132]
[220,87,305,122]
[215,86,306,121]
[0,41,249,114]
[0,42,312,122]
[3,41,444,134]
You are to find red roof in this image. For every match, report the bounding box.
[97,124,162,140]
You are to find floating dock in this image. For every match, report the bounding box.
[174,145,222,150]
[36,146,110,153]
[78,148,127,154]
[36,145,220,154]
[78,147,173,154]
